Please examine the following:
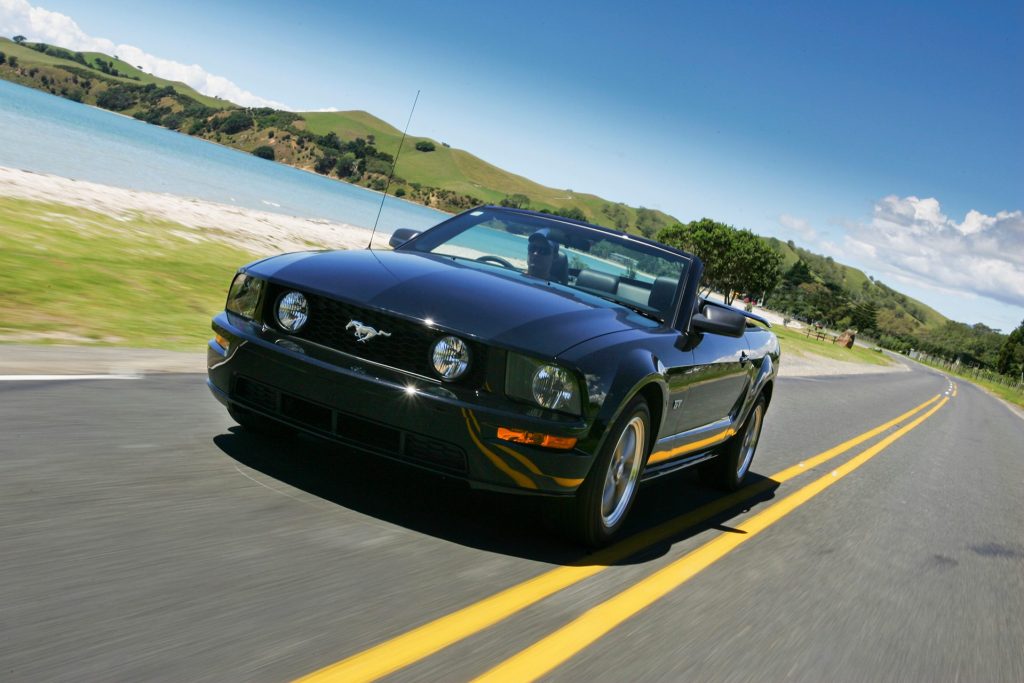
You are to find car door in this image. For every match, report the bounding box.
[674,330,752,434]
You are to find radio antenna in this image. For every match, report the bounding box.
[368,89,420,249]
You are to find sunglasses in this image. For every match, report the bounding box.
[529,243,552,255]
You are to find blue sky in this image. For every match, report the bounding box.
[5,0,1023,331]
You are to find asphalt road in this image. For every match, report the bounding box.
[1,360,1022,682]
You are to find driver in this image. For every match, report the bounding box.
[527,232,555,279]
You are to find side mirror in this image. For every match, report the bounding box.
[691,305,746,338]
[388,228,421,249]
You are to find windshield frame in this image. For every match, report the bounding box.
[397,206,696,327]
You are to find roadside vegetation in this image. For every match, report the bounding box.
[773,325,893,367]
[920,322,1024,407]
[0,197,256,350]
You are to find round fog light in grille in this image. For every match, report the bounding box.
[276,291,308,331]
[431,335,470,380]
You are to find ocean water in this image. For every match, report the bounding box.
[0,79,449,232]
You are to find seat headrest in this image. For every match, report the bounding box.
[649,275,679,316]
[576,269,620,293]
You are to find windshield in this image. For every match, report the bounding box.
[404,208,691,321]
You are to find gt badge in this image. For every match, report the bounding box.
[346,320,391,343]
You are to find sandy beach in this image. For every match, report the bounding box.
[0,165,393,254]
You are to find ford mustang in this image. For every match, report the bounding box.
[207,206,779,546]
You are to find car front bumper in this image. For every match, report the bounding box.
[207,312,593,495]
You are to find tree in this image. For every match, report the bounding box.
[657,219,738,299]
[850,300,879,334]
[96,84,135,111]
[314,155,337,174]
[217,110,253,135]
[657,219,780,305]
[997,319,1024,377]
[13,35,26,44]
[415,140,435,152]
[7,55,16,68]
[251,145,275,160]
[499,193,530,209]
[0,51,5,66]
[783,260,814,286]
[731,229,781,303]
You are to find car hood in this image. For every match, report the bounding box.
[247,249,656,357]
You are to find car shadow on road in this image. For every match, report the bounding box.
[214,429,780,566]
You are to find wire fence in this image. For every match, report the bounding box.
[909,351,1024,395]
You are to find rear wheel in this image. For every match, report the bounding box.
[700,394,766,491]
[228,403,294,437]
[569,397,650,547]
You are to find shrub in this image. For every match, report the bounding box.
[217,110,253,135]
[499,194,530,209]
[394,187,406,197]
[96,84,136,111]
[370,177,387,191]
[8,55,18,68]
[161,112,185,130]
[314,156,337,174]
[364,157,393,176]
[252,145,275,160]
[0,51,5,66]
[415,140,436,152]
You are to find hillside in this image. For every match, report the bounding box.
[299,110,676,231]
[765,237,948,333]
[0,38,232,109]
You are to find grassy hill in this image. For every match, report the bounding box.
[298,110,676,230]
[0,38,232,109]
[763,235,949,338]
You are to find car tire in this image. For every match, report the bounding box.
[700,394,767,491]
[228,403,294,437]
[569,396,650,547]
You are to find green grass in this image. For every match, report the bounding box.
[774,325,894,367]
[914,356,1024,408]
[0,38,233,109]
[298,110,677,227]
[0,197,257,350]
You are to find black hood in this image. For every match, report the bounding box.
[247,249,656,357]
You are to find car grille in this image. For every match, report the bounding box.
[267,286,486,385]
[233,376,467,474]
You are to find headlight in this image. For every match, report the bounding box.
[431,335,470,380]
[276,291,309,331]
[506,353,581,415]
[225,273,263,320]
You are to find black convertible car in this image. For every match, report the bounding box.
[207,206,779,545]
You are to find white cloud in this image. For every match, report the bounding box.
[0,0,290,109]
[778,213,818,241]
[845,195,1024,309]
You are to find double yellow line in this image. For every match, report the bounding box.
[297,393,947,683]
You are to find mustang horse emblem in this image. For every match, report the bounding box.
[346,320,391,343]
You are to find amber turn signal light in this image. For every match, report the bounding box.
[215,333,230,349]
[497,427,577,450]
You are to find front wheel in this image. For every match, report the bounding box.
[569,397,650,547]
[700,394,767,491]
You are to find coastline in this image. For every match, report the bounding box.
[0,165,390,254]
